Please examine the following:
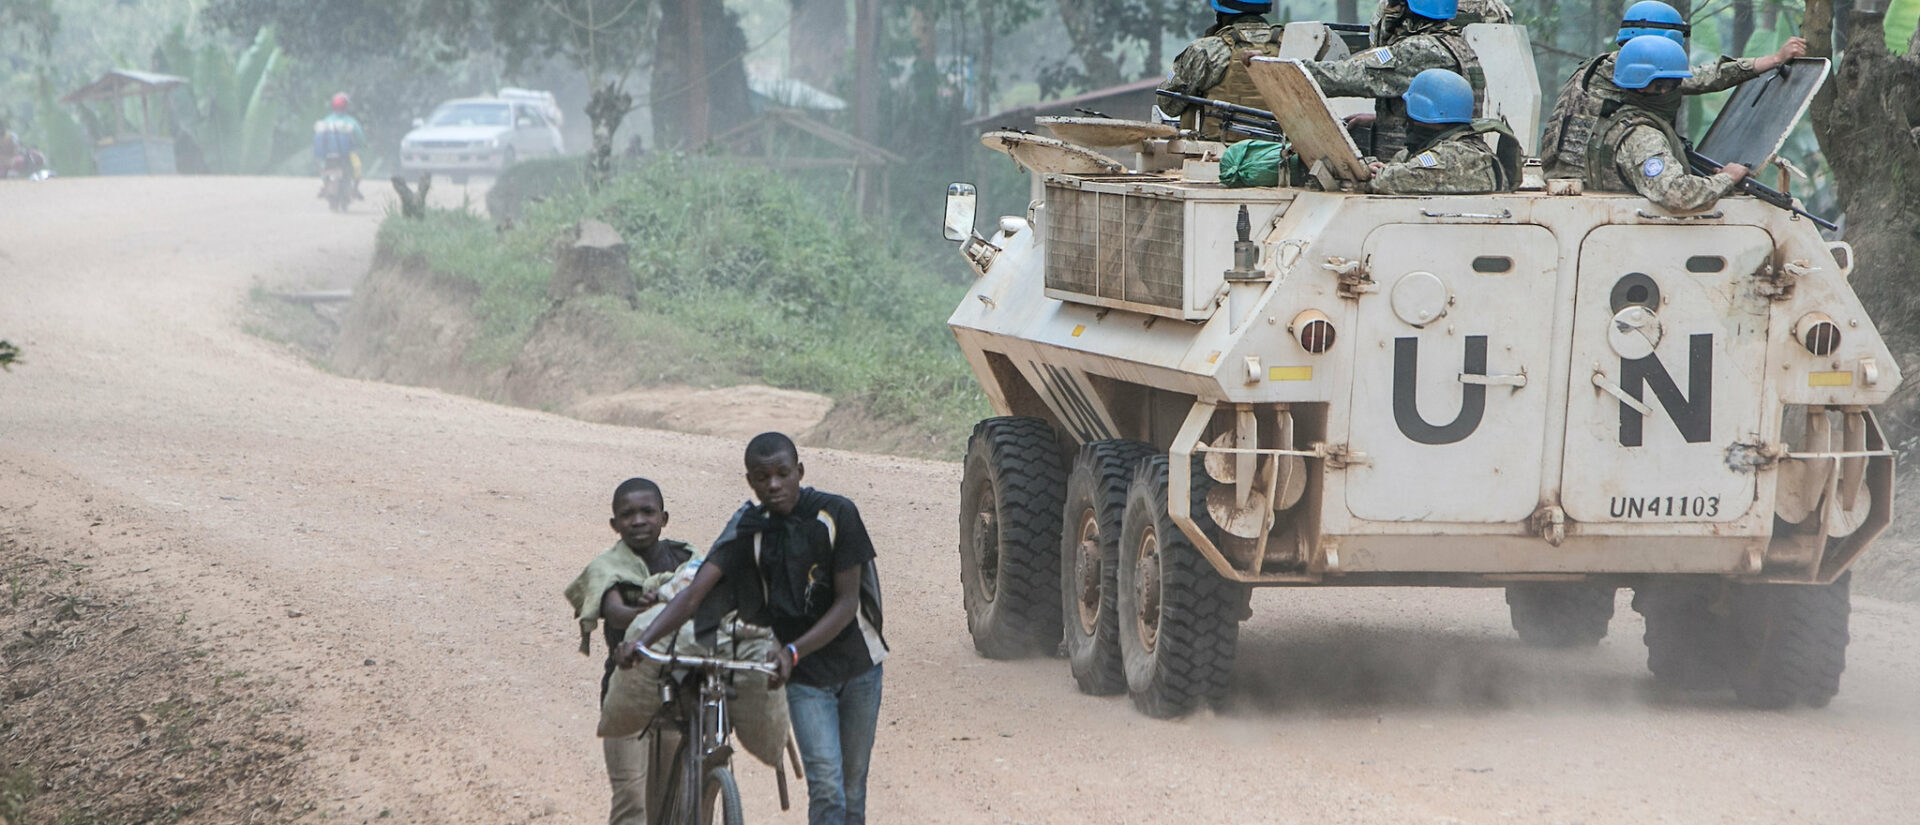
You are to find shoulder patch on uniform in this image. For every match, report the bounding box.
[1643,157,1665,177]
[1416,151,1439,168]
[1373,47,1394,65]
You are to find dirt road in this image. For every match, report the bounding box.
[2,177,1917,824]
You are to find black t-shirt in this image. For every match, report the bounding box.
[699,489,888,687]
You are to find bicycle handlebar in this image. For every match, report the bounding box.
[635,643,780,676]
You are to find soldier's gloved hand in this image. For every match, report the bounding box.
[1721,163,1750,183]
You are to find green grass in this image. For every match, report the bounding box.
[377,156,988,454]
[1,767,36,824]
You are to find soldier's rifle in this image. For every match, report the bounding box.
[1686,150,1838,232]
[1154,90,1286,143]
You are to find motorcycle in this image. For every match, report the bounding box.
[3,145,50,180]
[320,152,353,212]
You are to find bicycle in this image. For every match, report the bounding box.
[634,644,794,825]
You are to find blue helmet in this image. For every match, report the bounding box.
[1614,35,1693,89]
[1617,1,1689,44]
[1404,69,1474,124]
[1209,0,1272,13]
[1405,0,1458,21]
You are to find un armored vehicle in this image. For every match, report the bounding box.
[942,22,1897,717]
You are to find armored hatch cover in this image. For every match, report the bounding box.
[1695,57,1831,171]
[1245,58,1371,183]
[1036,116,1178,148]
[980,130,1127,175]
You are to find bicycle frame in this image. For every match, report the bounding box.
[638,645,776,825]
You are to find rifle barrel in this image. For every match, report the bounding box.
[1687,150,1838,232]
[1153,89,1279,124]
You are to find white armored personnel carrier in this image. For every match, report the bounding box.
[943,22,1897,717]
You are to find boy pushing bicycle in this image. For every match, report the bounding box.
[620,432,888,825]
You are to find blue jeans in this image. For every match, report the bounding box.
[785,664,883,825]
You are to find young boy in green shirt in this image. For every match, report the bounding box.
[564,477,694,825]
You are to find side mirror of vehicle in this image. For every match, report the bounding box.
[943,182,978,242]
[412,118,425,128]
[516,117,534,128]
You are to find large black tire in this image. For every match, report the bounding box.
[959,417,1069,659]
[1505,583,1616,648]
[702,766,744,825]
[1726,572,1851,709]
[1116,455,1239,718]
[1061,440,1157,696]
[1632,583,1731,691]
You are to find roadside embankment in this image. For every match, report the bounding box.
[261,157,987,458]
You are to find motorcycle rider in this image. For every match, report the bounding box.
[314,93,367,199]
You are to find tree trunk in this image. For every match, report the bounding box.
[651,1,753,149]
[1805,1,1920,433]
[1589,1,1618,53]
[1730,0,1756,57]
[788,0,848,88]
[1055,0,1121,87]
[980,2,996,117]
[1145,0,1165,79]
[587,81,632,189]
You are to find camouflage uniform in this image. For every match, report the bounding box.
[1371,0,1511,45]
[1159,18,1282,141]
[1539,51,1762,180]
[1303,17,1483,158]
[1370,122,1513,195]
[1588,106,1736,212]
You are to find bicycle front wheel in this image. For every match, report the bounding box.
[701,766,744,825]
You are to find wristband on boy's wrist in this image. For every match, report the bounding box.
[784,644,801,667]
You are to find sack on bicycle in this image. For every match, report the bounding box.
[599,607,792,770]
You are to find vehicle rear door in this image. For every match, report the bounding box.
[1559,224,1774,523]
[1345,223,1561,523]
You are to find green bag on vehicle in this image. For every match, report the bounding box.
[1219,140,1287,188]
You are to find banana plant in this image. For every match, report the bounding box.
[30,70,93,175]
[1887,0,1920,52]
[155,25,296,174]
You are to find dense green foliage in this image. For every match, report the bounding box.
[153,27,297,174]
[380,155,987,445]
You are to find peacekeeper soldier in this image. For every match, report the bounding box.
[1158,0,1281,142]
[1368,69,1516,195]
[1369,0,1510,46]
[1587,36,1749,213]
[1302,0,1483,159]
[1540,0,1807,179]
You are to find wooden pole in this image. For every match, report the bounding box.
[684,0,710,145]
[853,0,881,214]
[854,0,879,145]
